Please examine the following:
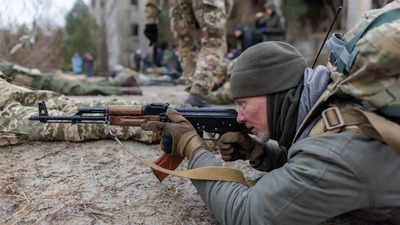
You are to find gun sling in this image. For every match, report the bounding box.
[125,149,250,186]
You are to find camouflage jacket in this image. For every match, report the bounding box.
[145,0,233,24]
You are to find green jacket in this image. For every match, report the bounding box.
[188,64,400,224]
[189,132,400,225]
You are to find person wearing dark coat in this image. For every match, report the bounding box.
[256,3,286,41]
[234,26,255,55]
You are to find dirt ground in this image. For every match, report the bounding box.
[0,85,394,225]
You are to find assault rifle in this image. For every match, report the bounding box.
[29,101,247,182]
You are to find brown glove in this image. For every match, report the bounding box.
[141,109,207,160]
[217,132,264,162]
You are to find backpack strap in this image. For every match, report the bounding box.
[309,104,400,156]
[326,34,358,74]
[327,8,400,74]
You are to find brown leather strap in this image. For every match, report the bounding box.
[310,105,400,155]
[113,130,250,186]
[128,150,249,186]
[309,105,369,136]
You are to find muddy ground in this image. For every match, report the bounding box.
[0,85,392,225]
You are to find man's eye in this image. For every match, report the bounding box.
[238,103,246,110]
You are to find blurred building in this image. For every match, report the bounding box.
[90,0,150,70]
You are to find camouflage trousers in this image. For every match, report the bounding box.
[204,57,237,105]
[205,80,233,105]
[0,78,154,146]
[170,0,232,97]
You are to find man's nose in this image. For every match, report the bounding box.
[236,110,245,123]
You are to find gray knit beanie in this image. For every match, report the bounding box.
[264,2,276,11]
[231,41,307,99]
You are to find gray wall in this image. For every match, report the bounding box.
[91,0,150,69]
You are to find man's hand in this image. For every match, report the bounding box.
[141,109,206,160]
[217,132,263,161]
[255,12,264,19]
[144,24,158,46]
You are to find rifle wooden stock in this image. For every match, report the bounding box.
[153,154,184,182]
[108,105,142,115]
[109,115,160,126]
[108,106,181,181]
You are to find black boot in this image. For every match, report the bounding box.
[184,93,210,107]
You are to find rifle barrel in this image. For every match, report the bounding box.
[29,115,107,122]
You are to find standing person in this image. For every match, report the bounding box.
[83,52,95,77]
[172,43,183,74]
[71,52,83,74]
[253,11,265,44]
[154,45,164,68]
[257,3,286,41]
[144,0,233,107]
[141,41,400,224]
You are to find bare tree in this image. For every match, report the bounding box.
[0,0,66,71]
